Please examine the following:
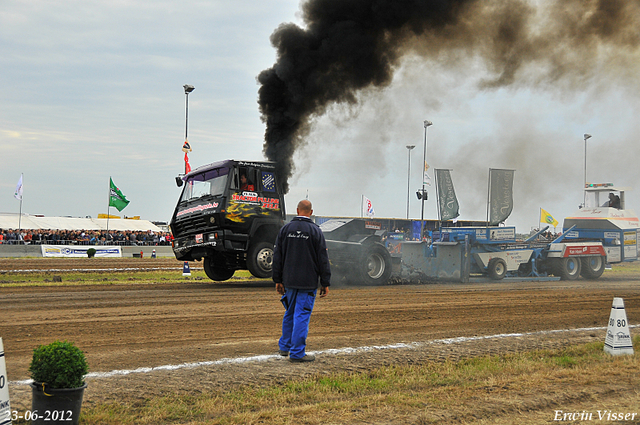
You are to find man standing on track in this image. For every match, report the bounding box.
[273,199,331,362]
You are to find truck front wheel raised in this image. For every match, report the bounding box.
[203,257,235,281]
[554,257,581,280]
[487,258,507,280]
[247,241,274,279]
[580,255,606,279]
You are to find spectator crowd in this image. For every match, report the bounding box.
[0,229,173,246]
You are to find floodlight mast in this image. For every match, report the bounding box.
[184,85,195,142]
[583,133,592,208]
[420,120,433,239]
[406,145,416,219]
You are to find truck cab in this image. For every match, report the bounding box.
[170,160,285,280]
[563,183,640,264]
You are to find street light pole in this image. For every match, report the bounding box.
[583,133,592,208]
[183,85,195,174]
[406,145,415,219]
[420,120,433,240]
[184,85,195,142]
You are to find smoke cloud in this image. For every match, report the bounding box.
[258,0,640,192]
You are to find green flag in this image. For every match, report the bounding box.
[109,178,130,212]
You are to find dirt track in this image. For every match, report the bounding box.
[2,258,639,420]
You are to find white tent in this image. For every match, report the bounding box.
[0,213,162,232]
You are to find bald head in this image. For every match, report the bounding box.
[297,200,313,217]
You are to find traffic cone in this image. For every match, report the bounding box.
[182,261,191,277]
[604,297,634,355]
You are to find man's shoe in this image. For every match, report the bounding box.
[289,354,315,362]
[278,350,289,357]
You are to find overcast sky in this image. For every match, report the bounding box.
[2,0,639,232]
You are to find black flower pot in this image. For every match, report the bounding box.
[30,382,87,425]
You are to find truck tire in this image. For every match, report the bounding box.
[487,258,507,280]
[580,255,605,279]
[555,257,581,280]
[353,244,392,285]
[203,257,235,281]
[247,241,274,279]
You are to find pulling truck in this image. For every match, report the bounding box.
[319,218,393,285]
[170,159,393,284]
[402,183,638,281]
[171,160,285,281]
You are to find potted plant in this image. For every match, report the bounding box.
[29,340,89,425]
[86,248,96,258]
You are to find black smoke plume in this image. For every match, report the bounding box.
[258,0,639,192]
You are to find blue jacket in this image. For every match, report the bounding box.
[272,216,331,289]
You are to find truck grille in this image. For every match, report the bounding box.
[172,214,212,236]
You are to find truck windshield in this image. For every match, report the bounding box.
[180,167,229,203]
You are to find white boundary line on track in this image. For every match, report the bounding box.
[10,325,636,386]
[4,267,201,273]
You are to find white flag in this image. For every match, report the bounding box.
[423,162,431,186]
[363,196,375,218]
[14,174,23,201]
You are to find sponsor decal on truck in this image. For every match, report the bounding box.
[564,244,606,257]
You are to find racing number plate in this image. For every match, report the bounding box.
[195,234,203,244]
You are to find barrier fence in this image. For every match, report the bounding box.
[0,239,172,246]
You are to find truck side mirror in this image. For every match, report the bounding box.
[175,176,184,187]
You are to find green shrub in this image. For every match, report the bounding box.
[29,340,89,389]
[87,248,96,258]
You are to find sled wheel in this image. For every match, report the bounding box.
[580,255,605,279]
[487,258,507,280]
[555,257,581,281]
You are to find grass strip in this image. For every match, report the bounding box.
[67,338,639,425]
[0,269,255,287]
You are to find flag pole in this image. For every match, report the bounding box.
[360,195,363,218]
[18,173,23,231]
[486,169,491,230]
[434,169,441,225]
[107,177,111,233]
[539,207,542,230]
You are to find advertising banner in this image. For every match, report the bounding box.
[435,169,460,221]
[41,245,122,258]
[489,169,515,226]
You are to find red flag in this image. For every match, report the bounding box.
[184,152,191,173]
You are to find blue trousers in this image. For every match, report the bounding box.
[279,288,317,359]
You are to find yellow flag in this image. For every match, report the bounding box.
[98,214,120,219]
[540,208,558,227]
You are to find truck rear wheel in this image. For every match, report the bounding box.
[487,258,507,280]
[353,244,392,285]
[580,255,605,279]
[204,257,235,281]
[247,241,274,279]
[554,257,581,280]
